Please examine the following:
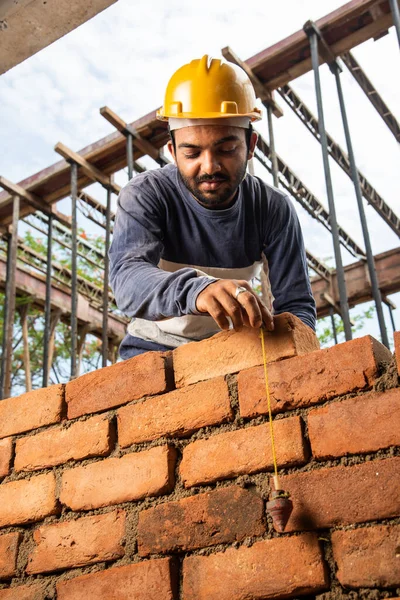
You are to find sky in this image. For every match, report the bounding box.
[0,0,399,348]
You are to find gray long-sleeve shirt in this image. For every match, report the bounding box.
[109,164,316,348]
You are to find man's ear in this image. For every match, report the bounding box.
[247,131,258,160]
[167,140,176,163]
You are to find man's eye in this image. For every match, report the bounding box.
[184,153,200,159]
[220,146,237,154]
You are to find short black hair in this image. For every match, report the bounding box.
[168,123,253,154]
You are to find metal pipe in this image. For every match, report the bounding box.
[306,28,353,341]
[0,195,20,399]
[267,103,279,187]
[42,213,53,387]
[102,187,112,368]
[70,163,78,380]
[0,235,12,399]
[387,303,396,333]
[332,62,389,348]
[126,132,134,180]
[389,0,400,50]
[19,304,32,392]
[329,307,338,345]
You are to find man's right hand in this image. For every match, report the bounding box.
[195,279,274,332]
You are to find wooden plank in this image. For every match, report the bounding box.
[312,246,400,317]
[0,109,166,224]
[247,0,384,72]
[0,0,117,75]
[100,106,161,160]
[0,0,394,225]
[54,142,121,194]
[0,176,52,212]
[265,11,392,90]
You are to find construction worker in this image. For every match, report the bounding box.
[109,55,316,358]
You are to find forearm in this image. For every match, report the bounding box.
[110,256,215,320]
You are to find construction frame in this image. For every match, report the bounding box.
[1,0,399,398]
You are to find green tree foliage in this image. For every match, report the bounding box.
[316,306,375,348]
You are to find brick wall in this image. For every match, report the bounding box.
[0,312,399,599]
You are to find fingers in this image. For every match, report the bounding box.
[203,296,231,331]
[257,301,274,331]
[195,279,274,332]
[234,288,262,328]
[236,281,274,331]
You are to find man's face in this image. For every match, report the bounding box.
[168,125,257,209]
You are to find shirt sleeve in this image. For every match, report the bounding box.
[109,181,216,320]
[263,191,317,330]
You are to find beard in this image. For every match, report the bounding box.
[178,161,248,209]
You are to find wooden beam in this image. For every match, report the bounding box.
[312,246,400,317]
[266,11,392,90]
[221,47,284,118]
[0,176,51,212]
[54,142,121,194]
[100,106,161,161]
[303,20,339,68]
[247,0,382,73]
[0,1,394,224]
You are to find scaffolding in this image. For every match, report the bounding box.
[1,0,399,398]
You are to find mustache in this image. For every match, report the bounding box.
[196,173,230,184]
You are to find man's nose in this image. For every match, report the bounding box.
[201,151,222,174]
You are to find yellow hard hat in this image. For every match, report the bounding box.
[157,55,262,122]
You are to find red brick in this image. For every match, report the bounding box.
[0,385,63,439]
[183,532,328,600]
[118,377,232,447]
[180,416,306,488]
[26,510,125,574]
[15,414,113,472]
[0,533,21,579]
[0,583,45,600]
[56,557,177,600]
[60,445,176,510]
[395,331,400,375]
[66,352,170,419]
[0,438,12,478]
[0,473,58,528]
[173,312,319,388]
[332,524,400,588]
[308,388,400,459]
[238,336,391,418]
[278,458,400,532]
[138,486,265,555]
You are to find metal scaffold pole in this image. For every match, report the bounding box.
[42,213,53,387]
[388,305,396,333]
[329,307,338,345]
[304,21,353,341]
[0,195,20,399]
[102,187,112,368]
[389,0,400,50]
[332,60,389,348]
[70,162,78,380]
[266,103,279,188]
[126,132,134,180]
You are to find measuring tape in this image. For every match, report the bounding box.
[260,325,293,531]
